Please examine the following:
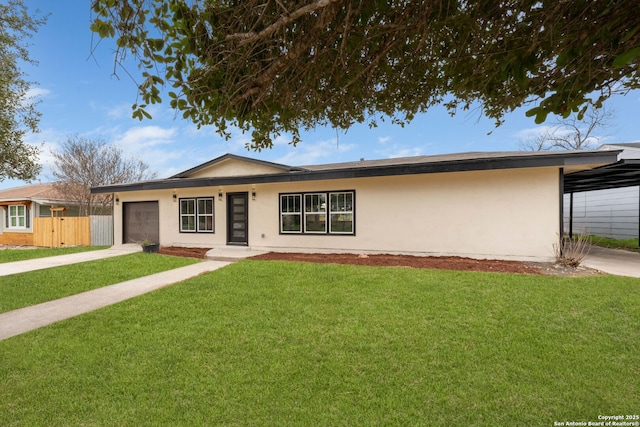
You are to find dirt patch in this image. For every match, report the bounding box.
[157,246,601,277]
[253,252,545,274]
[157,246,212,259]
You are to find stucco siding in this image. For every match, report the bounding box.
[187,158,287,178]
[113,166,559,261]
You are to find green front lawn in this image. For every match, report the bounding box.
[0,253,199,313]
[1,260,638,425]
[0,246,108,263]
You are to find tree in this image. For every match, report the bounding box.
[0,0,47,181]
[90,1,640,149]
[519,105,615,151]
[51,136,157,215]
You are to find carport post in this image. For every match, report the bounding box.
[569,192,574,239]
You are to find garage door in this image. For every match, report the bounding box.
[123,201,159,244]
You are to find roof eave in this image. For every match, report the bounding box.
[92,151,618,194]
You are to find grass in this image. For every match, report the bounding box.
[589,235,640,252]
[0,246,108,263]
[0,253,199,313]
[1,260,638,426]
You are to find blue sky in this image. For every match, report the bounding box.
[4,1,640,190]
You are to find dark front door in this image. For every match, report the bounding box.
[227,193,248,245]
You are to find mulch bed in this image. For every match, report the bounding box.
[157,246,212,259]
[251,252,543,274]
[156,246,601,276]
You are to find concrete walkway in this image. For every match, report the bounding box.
[0,244,266,341]
[0,260,231,340]
[0,244,142,277]
[582,246,640,278]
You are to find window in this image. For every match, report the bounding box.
[304,193,326,233]
[329,192,354,234]
[280,191,354,235]
[180,197,214,233]
[6,205,28,229]
[280,194,302,233]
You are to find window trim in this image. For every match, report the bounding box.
[303,192,327,234]
[179,197,215,233]
[279,190,355,236]
[6,204,29,229]
[328,191,355,235]
[279,194,302,234]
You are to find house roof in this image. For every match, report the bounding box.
[0,183,73,204]
[170,153,304,178]
[600,142,640,150]
[91,149,620,194]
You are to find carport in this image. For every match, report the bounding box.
[563,159,640,245]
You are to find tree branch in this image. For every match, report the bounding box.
[226,0,343,47]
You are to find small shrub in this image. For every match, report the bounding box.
[553,234,591,267]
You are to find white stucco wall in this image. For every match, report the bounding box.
[187,158,287,178]
[112,166,560,261]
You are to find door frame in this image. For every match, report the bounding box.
[226,192,249,246]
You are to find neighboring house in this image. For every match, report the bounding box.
[0,183,81,246]
[92,150,623,262]
[563,142,640,240]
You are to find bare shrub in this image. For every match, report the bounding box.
[553,234,592,267]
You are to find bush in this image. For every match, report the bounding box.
[554,234,591,267]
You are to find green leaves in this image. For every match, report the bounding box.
[90,0,640,148]
[613,47,640,68]
[89,19,115,38]
[525,106,548,125]
[0,0,47,181]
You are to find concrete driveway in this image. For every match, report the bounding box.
[582,246,640,278]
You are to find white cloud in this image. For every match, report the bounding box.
[106,103,132,119]
[26,87,51,99]
[377,136,391,144]
[114,125,177,150]
[275,138,356,166]
[513,125,554,141]
[376,145,424,159]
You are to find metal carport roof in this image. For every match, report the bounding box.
[563,159,640,244]
[564,159,640,193]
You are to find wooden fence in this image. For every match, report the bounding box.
[33,217,91,247]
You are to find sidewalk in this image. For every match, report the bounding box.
[0,260,231,340]
[0,244,142,277]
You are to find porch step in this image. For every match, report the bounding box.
[205,246,267,262]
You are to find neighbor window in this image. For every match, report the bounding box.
[180,197,214,233]
[6,205,28,229]
[280,191,354,235]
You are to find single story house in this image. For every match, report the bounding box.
[0,183,81,246]
[563,142,640,241]
[91,150,626,262]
